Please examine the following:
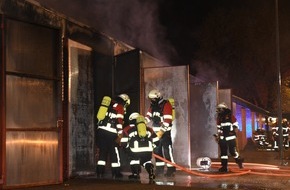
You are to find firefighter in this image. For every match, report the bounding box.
[271,118,279,151]
[252,128,269,149]
[272,118,290,150]
[145,89,176,177]
[215,102,244,172]
[95,93,130,179]
[283,119,290,150]
[122,112,159,181]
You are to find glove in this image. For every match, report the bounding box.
[213,134,219,143]
[115,134,123,145]
[156,130,164,139]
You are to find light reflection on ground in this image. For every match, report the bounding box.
[135,161,290,190]
[22,156,290,190]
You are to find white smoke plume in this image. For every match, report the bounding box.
[35,0,177,64]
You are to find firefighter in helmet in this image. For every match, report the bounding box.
[272,118,290,150]
[145,89,176,177]
[252,127,269,149]
[215,102,244,172]
[271,117,279,151]
[282,119,290,150]
[96,93,130,179]
[121,112,159,181]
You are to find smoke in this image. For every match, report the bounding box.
[190,60,230,87]
[35,0,177,64]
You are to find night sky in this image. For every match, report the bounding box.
[35,0,290,112]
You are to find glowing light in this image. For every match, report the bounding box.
[6,139,58,145]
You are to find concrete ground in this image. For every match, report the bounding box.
[22,141,290,190]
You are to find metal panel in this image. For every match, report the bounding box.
[6,19,57,78]
[6,131,59,185]
[68,40,95,176]
[140,52,169,68]
[6,76,56,129]
[190,82,219,165]
[144,65,190,167]
[218,89,232,110]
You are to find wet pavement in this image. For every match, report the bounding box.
[22,166,290,190]
[23,142,290,190]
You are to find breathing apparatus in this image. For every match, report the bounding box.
[96,96,111,121]
[136,115,147,138]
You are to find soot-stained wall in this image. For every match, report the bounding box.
[190,82,219,165]
[144,65,190,167]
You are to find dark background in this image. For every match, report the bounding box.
[35,0,290,113]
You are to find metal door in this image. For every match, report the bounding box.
[67,40,95,176]
[5,19,62,186]
[144,65,191,167]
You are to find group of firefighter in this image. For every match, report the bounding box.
[95,89,176,181]
[253,117,290,151]
[95,89,245,181]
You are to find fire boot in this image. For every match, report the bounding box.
[112,167,123,179]
[218,159,228,172]
[128,164,141,180]
[165,166,176,177]
[235,157,244,169]
[145,163,155,180]
[96,165,105,178]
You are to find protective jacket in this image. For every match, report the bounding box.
[98,100,125,135]
[217,109,239,141]
[145,99,173,133]
[122,125,159,152]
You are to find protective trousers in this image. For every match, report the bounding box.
[154,131,176,176]
[219,138,242,170]
[96,128,122,178]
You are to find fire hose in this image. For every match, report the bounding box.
[152,153,290,178]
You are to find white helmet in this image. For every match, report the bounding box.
[268,117,277,124]
[118,93,130,107]
[129,112,139,121]
[148,89,162,99]
[217,102,228,109]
